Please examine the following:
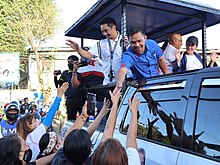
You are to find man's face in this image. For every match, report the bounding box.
[129,32,147,55]
[100,23,116,39]
[173,35,182,49]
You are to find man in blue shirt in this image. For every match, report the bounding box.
[114,27,168,93]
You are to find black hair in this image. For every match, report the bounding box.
[37,133,50,159]
[0,134,22,165]
[67,55,79,61]
[63,129,91,165]
[99,17,117,28]
[128,26,145,36]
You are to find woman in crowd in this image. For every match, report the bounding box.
[173,36,218,72]
[36,132,62,159]
[16,82,69,161]
[0,133,54,165]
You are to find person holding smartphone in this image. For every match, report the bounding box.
[53,55,81,120]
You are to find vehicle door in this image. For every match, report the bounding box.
[177,69,220,165]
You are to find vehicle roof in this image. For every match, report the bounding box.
[65,0,220,42]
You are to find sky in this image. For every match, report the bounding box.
[47,0,220,49]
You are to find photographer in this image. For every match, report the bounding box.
[71,53,107,118]
[53,55,81,120]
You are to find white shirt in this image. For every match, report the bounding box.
[126,147,141,165]
[26,123,46,161]
[89,33,122,85]
[163,44,177,73]
[186,55,203,71]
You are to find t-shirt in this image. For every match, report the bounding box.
[51,148,91,165]
[163,44,177,73]
[59,70,80,102]
[0,120,17,137]
[26,123,46,161]
[186,55,203,70]
[126,147,141,165]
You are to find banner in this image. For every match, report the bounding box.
[0,52,20,84]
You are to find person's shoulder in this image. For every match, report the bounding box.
[51,148,71,165]
[146,39,158,46]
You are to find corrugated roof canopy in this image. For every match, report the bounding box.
[65,0,220,42]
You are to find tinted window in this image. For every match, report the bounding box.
[194,78,220,159]
[122,80,189,147]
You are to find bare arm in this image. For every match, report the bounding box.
[66,39,94,59]
[87,98,111,137]
[100,90,121,142]
[158,56,168,74]
[113,67,128,94]
[126,95,140,149]
[63,101,89,141]
[71,62,81,88]
[35,153,55,165]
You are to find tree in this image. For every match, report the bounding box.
[0,0,61,103]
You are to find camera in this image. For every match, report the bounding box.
[54,70,61,76]
[87,93,96,116]
[79,60,88,67]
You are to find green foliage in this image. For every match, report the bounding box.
[0,0,60,91]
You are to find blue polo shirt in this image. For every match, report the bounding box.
[121,39,163,80]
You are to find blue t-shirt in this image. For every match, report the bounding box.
[0,120,17,137]
[121,39,163,80]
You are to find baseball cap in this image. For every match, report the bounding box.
[186,36,198,46]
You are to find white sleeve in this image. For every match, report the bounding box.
[126,147,141,165]
[89,42,99,58]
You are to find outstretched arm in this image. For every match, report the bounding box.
[66,39,94,59]
[87,98,111,137]
[100,90,121,142]
[126,95,140,149]
[43,82,69,129]
[113,67,128,94]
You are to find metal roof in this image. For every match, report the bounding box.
[65,0,220,43]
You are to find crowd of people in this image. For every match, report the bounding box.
[0,16,219,165]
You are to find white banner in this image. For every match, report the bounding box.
[0,52,20,84]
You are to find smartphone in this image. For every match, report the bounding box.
[87,93,96,116]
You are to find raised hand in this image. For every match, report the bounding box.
[174,50,183,66]
[210,50,218,63]
[109,90,121,106]
[128,95,140,113]
[57,82,69,98]
[65,39,80,52]
[99,98,111,117]
[81,101,89,119]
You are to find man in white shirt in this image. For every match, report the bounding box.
[66,17,125,85]
[163,33,182,73]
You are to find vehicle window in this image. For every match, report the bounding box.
[121,80,188,147]
[194,78,220,159]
